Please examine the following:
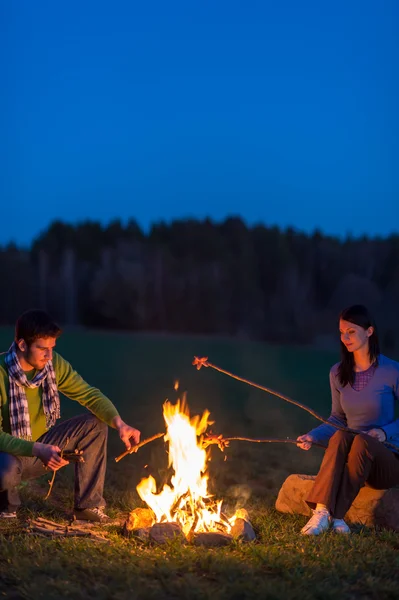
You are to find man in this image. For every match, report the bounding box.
[0,309,140,523]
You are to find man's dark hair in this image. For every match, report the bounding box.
[15,310,62,346]
[338,304,380,387]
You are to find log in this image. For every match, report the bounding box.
[276,474,399,531]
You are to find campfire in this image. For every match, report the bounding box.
[124,396,255,545]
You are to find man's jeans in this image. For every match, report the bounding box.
[0,413,108,512]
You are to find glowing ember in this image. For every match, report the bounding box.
[174,380,179,391]
[136,398,233,537]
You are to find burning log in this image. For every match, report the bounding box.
[170,491,191,516]
[124,399,259,544]
[122,508,156,536]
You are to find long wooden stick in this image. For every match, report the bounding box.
[202,435,326,451]
[192,356,399,453]
[115,433,165,463]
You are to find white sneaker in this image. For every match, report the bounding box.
[301,509,330,535]
[0,510,17,519]
[331,518,350,534]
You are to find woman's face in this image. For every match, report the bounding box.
[339,319,373,353]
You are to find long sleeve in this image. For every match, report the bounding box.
[0,428,35,456]
[54,353,120,426]
[381,367,399,440]
[307,368,347,446]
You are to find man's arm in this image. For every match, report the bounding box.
[0,429,35,456]
[54,352,140,447]
[0,429,68,470]
[55,352,120,424]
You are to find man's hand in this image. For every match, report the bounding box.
[32,442,69,471]
[112,416,141,450]
[296,434,314,451]
[363,428,386,442]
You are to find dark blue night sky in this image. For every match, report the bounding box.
[1,0,398,245]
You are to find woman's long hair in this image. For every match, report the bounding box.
[337,304,380,387]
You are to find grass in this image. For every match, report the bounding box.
[0,328,398,599]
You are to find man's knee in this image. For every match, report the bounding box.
[84,414,108,437]
[0,454,21,490]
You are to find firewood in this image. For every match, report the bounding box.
[31,525,66,535]
[34,517,66,528]
[29,525,108,542]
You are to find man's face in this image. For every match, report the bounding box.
[18,337,57,370]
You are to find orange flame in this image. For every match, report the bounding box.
[136,398,230,536]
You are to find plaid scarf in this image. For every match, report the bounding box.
[5,342,60,440]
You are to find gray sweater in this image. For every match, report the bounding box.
[309,355,399,451]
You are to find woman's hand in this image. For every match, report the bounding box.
[364,428,387,442]
[296,434,314,451]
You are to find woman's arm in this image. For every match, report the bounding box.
[298,368,347,449]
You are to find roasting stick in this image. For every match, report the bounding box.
[192,356,399,453]
[115,433,165,462]
[115,353,399,464]
[201,434,326,451]
[114,432,326,463]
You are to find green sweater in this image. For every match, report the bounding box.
[0,351,120,457]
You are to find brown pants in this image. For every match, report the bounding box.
[306,430,399,519]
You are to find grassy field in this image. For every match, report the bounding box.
[0,328,398,600]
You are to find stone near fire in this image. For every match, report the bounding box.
[234,508,250,522]
[130,527,151,541]
[192,532,233,547]
[149,522,186,544]
[231,518,256,542]
[123,508,156,536]
[275,474,399,531]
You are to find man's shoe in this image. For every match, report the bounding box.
[73,507,112,524]
[331,518,351,534]
[0,510,17,519]
[301,509,330,535]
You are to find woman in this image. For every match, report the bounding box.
[297,304,399,535]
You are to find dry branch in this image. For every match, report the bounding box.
[28,518,108,542]
[44,444,84,501]
[115,432,165,462]
[202,434,327,451]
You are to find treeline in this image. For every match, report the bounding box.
[1,218,398,348]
